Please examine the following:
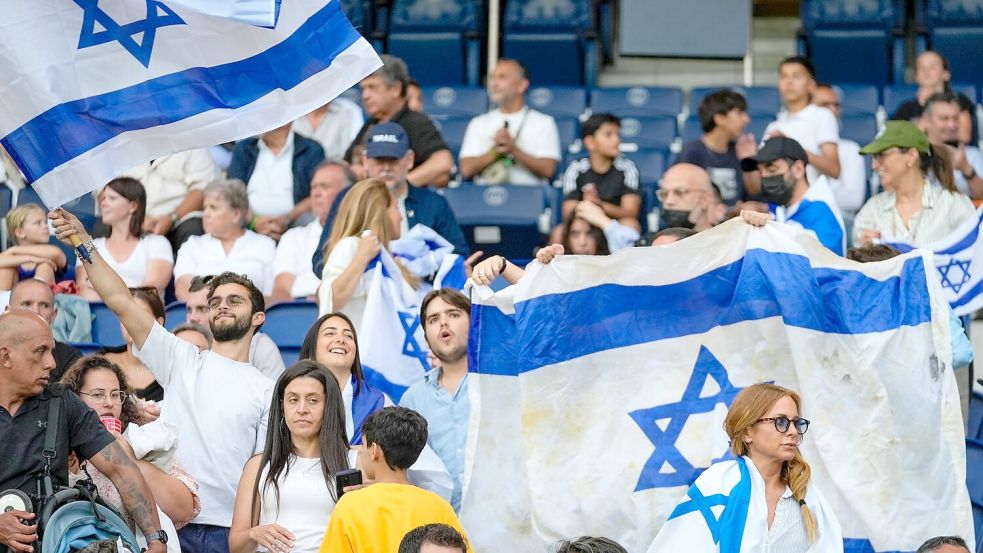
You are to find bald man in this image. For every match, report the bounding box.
[0,311,166,552]
[6,278,81,381]
[657,163,725,232]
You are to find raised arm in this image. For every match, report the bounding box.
[87,441,165,553]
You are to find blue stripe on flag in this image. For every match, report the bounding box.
[842,538,910,553]
[468,304,518,376]
[1,0,360,183]
[362,364,408,403]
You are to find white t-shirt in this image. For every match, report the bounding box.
[765,104,839,184]
[250,332,286,380]
[247,133,296,217]
[272,219,323,298]
[134,323,274,527]
[258,456,336,553]
[459,106,561,185]
[317,236,365,326]
[815,139,867,216]
[174,231,277,295]
[76,236,174,287]
[122,149,217,218]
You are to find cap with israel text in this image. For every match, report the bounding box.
[365,122,410,159]
[740,136,808,172]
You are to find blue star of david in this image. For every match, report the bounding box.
[938,258,972,294]
[75,0,185,67]
[630,346,745,491]
[398,311,430,371]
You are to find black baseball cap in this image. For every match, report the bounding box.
[740,136,809,172]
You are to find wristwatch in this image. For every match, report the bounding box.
[146,530,168,544]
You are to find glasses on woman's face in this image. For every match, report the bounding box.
[80,390,128,405]
[756,415,810,435]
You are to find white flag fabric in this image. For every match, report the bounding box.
[168,0,281,27]
[390,223,467,300]
[0,0,380,207]
[462,219,974,552]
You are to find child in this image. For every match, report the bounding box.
[0,204,66,289]
[319,407,467,553]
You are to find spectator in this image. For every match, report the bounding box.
[459,59,561,185]
[61,355,201,532]
[293,98,365,163]
[174,179,277,300]
[551,536,627,553]
[6,278,81,382]
[399,524,468,553]
[853,121,974,247]
[0,309,167,553]
[228,123,326,241]
[172,322,212,352]
[892,50,975,146]
[122,148,217,251]
[273,162,354,302]
[656,164,726,232]
[918,91,983,198]
[471,245,562,286]
[651,227,698,246]
[741,137,846,255]
[0,204,66,288]
[311,123,470,276]
[677,89,759,202]
[811,84,868,225]
[764,56,840,183]
[76,177,174,301]
[561,212,613,255]
[915,536,971,553]
[407,79,424,112]
[344,55,454,188]
[319,406,467,552]
[186,275,285,380]
[229,361,351,553]
[99,287,167,402]
[560,113,641,231]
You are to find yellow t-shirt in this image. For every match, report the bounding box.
[318,482,468,553]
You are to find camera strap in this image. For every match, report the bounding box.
[40,391,63,499]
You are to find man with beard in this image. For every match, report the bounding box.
[657,163,726,232]
[400,288,472,512]
[49,208,273,553]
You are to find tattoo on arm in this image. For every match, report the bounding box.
[96,441,161,536]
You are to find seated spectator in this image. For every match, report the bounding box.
[764,56,840,183]
[174,179,277,300]
[919,92,983,198]
[0,204,66,288]
[293,98,364,162]
[62,355,201,533]
[319,406,467,552]
[560,114,641,231]
[273,162,354,302]
[915,536,971,553]
[122,148,217,251]
[228,123,326,241]
[561,206,615,255]
[853,121,975,247]
[344,55,453,188]
[677,89,759,203]
[551,537,627,553]
[6,278,81,381]
[172,322,212,352]
[459,59,560,186]
[656,164,726,232]
[229,360,351,553]
[406,79,424,113]
[892,50,975,146]
[76,177,174,301]
[811,84,868,225]
[399,524,468,553]
[741,137,845,255]
[99,287,167,402]
[650,227,698,247]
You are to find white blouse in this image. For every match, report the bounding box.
[258,456,336,553]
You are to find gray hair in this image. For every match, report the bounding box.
[916,536,970,553]
[367,54,410,97]
[551,537,627,553]
[204,178,249,215]
[171,322,214,348]
[313,160,357,188]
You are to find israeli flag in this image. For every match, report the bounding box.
[0,0,380,207]
[390,223,467,297]
[461,219,974,552]
[168,0,282,27]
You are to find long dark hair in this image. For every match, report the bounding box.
[60,355,141,428]
[922,143,956,192]
[251,360,349,524]
[102,177,146,239]
[561,217,611,255]
[299,312,367,395]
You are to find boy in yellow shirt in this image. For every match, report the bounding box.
[319,407,468,553]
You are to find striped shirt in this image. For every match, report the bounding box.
[765,486,811,553]
[852,181,976,247]
[561,156,640,204]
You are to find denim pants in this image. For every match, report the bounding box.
[177,523,230,553]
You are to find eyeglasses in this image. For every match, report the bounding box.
[656,188,702,202]
[79,390,128,405]
[756,415,810,435]
[873,147,909,163]
[207,294,251,310]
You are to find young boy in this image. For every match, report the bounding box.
[676,89,759,204]
[319,407,467,553]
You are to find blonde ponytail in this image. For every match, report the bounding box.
[783,451,817,543]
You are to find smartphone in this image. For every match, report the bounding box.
[335,469,363,498]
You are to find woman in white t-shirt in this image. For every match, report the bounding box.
[229,360,351,553]
[174,179,276,300]
[76,177,174,301]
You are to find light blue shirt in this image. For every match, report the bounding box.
[400,367,470,511]
[950,312,974,369]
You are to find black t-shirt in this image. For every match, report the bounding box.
[676,139,745,205]
[0,385,114,497]
[561,157,640,204]
[344,105,448,167]
[51,341,82,383]
[892,93,975,122]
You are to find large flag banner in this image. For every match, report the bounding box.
[462,219,974,552]
[0,0,381,207]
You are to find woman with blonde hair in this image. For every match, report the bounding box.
[649,382,842,552]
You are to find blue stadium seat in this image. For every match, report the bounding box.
[72,343,103,356]
[883,84,918,116]
[922,1,983,84]
[0,183,11,220]
[970,390,983,440]
[264,301,319,349]
[953,83,979,105]
[681,116,702,144]
[441,184,549,259]
[555,117,581,153]
[164,301,187,331]
[590,87,684,118]
[90,302,124,347]
[968,439,983,505]
[621,149,667,186]
[526,86,588,120]
[974,501,983,553]
[387,0,481,85]
[503,0,598,87]
[798,0,902,85]
[689,87,780,118]
[832,84,881,115]
[619,116,677,151]
[840,113,879,145]
[422,86,487,119]
[281,348,302,368]
[432,116,471,159]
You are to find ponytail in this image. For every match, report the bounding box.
[922,143,956,192]
[783,452,818,543]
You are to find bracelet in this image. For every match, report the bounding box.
[75,238,96,264]
[966,168,977,180]
[497,256,507,273]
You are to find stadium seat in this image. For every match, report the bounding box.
[883,84,918,116]
[968,439,983,505]
[840,113,879,145]
[503,0,598,87]
[970,390,983,440]
[526,86,588,120]
[590,87,684,118]
[921,0,983,84]
[90,302,124,347]
[619,116,677,151]
[387,0,481,85]
[621,149,667,186]
[432,116,471,159]
[555,117,581,153]
[689,87,780,118]
[681,116,702,144]
[264,301,319,349]
[164,301,187,331]
[832,84,881,115]
[281,348,302,368]
[422,86,487,119]
[442,184,550,259]
[798,0,902,85]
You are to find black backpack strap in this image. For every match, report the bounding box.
[40,386,64,498]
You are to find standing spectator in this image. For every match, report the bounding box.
[656,164,726,232]
[677,89,760,203]
[99,287,167,402]
[919,92,983,198]
[75,177,174,301]
[174,179,277,300]
[293,98,364,162]
[811,84,868,226]
[0,204,66,288]
[764,56,840,184]
[344,55,454,188]
[399,524,468,553]
[892,50,975,146]
[228,123,326,241]
[6,278,81,381]
[459,59,561,185]
[122,148,217,251]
